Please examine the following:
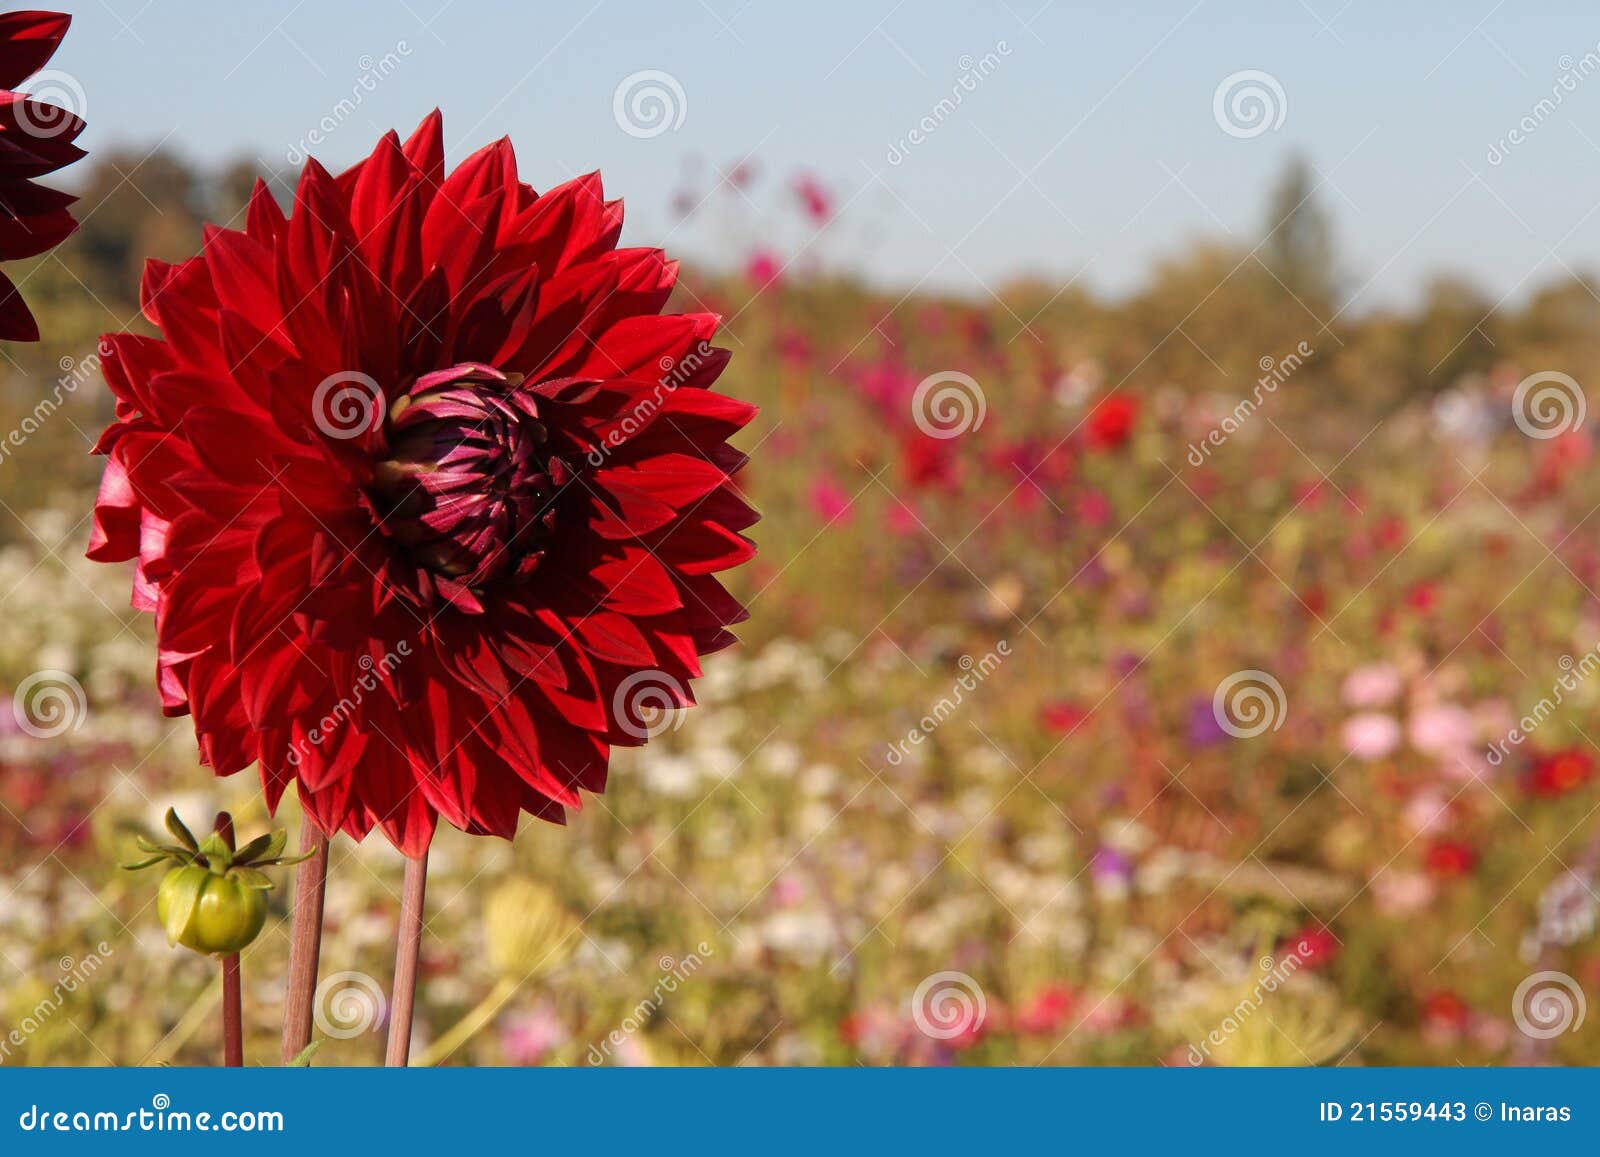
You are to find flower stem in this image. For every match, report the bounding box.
[415,975,518,1067]
[213,812,243,1068]
[280,822,330,1064]
[385,849,429,1066]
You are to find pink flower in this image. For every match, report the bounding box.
[1409,704,1476,758]
[1370,869,1435,916]
[1342,713,1401,761]
[500,1003,569,1065]
[1403,790,1450,835]
[808,475,853,524]
[792,172,833,225]
[1341,663,1402,708]
[746,249,782,287]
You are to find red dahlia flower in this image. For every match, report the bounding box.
[87,111,757,855]
[0,10,84,340]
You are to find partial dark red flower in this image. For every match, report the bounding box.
[0,10,84,340]
[87,112,758,856]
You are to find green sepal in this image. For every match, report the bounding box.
[196,833,233,870]
[232,867,273,890]
[233,833,275,864]
[121,855,169,872]
[164,808,198,852]
[161,869,206,947]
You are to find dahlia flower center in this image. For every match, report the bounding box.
[373,363,567,587]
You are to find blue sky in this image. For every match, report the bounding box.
[49,1,1600,310]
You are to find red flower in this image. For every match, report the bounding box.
[0,10,84,340]
[1283,923,1339,969]
[1014,983,1076,1035]
[1424,839,1478,878]
[1039,700,1088,734]
[87,112,758,856]
[1418,990,1469,1032]
[1084,394,1138,450]
[1523,748,1595,798]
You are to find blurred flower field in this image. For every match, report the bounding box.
[3,154,1600,1066]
